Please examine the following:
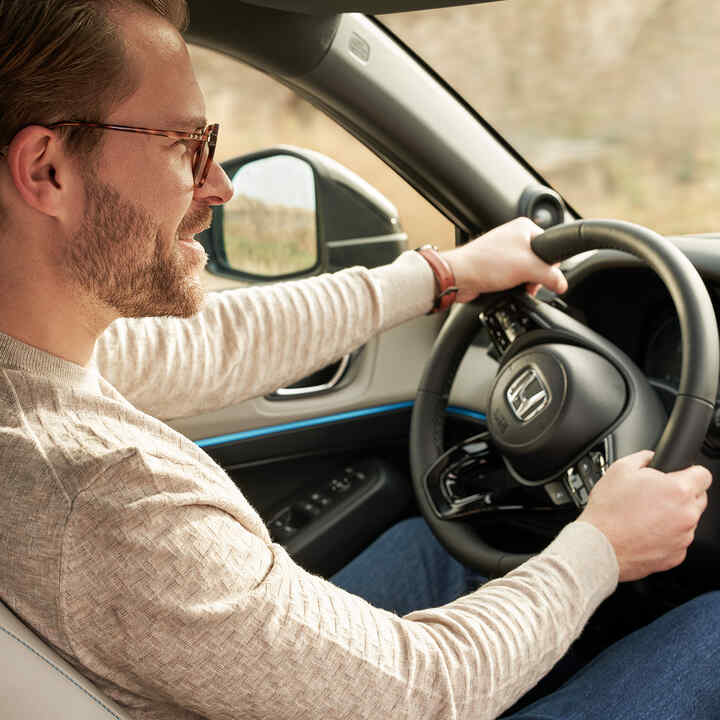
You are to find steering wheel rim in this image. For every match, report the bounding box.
[410,219,719,576]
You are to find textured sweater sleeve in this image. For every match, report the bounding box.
[93,252,434,420]
[59,455,618,720]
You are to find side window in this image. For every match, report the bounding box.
[189,44,455,291]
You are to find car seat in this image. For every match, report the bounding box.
[0,599,131,719]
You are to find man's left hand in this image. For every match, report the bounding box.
[442,217,568,302]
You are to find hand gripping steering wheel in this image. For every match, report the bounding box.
[410,220,719,577]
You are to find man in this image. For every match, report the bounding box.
[0,1,717,719]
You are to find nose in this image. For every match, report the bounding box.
[195,159,233,205]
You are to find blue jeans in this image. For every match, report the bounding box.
[331,517,720,719]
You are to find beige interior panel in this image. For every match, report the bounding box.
[168,313,445,442]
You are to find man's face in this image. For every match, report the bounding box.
[66,7,230,318]
[66,166,210,318]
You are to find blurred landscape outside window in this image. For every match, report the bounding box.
[190,44,454,290]
[225,155,318,277]
[382,0,720,235]
[193,0,719,293]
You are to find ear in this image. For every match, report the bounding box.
[6,125,78,219]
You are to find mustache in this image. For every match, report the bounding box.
[178,206,213,236]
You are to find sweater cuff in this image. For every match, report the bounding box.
[370,250,436,330]
[543,520,619,611]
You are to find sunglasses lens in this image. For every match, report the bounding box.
[193,142,209,186]
[192,125,218,188]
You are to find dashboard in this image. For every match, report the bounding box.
[563,266,686,386]
[562,256,720,455]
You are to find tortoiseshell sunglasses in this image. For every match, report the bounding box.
[40,121,219,188]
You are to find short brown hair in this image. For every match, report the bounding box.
[0,0,189,156]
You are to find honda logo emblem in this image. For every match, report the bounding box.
[506,367,549,422]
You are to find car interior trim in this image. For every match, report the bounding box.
[295,14,535,231]
[195,403,486,448]
[195,401,415,447]
[185,1,342,77]
[445,406,487,422]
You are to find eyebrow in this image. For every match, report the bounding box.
[165,115,208,130]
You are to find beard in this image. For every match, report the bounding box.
[65,172,211,319]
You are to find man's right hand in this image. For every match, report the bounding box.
[579,450,712,581]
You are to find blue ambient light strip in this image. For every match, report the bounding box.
[195,402,486,448]
[446,406,487,422]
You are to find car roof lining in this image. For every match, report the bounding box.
[186,1,342,76]
[232,1,502,14]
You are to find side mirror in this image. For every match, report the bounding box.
[199,146,407,281]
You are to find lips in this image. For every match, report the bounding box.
[177,224,211,244]
[178,206,212,239]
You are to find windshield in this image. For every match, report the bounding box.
[382,1,720,235]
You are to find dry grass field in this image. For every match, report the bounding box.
[382,0,720,233]
[224,196,317,276]
[191,0,720,291]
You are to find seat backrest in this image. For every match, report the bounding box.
[0,600,132,719]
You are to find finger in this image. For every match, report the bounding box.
[663,548,688,571]
[697,471,713,494]
[614,449,655,470]
[550,265,568,294]
[668,464,712,493]
[529,259,567,295]
[525,282,541,297]
[513,216,544,239]
[680,528,697,550]
[697,466,713,491]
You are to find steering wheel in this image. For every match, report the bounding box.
[410,220,720,577]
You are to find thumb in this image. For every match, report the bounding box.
[615,449,655,471]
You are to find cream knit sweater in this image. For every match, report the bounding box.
[0,251,618,720]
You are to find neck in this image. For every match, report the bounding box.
[0,266,115,368]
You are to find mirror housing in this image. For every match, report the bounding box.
[199,146,407,281]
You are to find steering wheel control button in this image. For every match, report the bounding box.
[562,468,586,508]
[545,480,571,505]
[481,300,538,356]
[577,455,594,482]
[561,450,607,508]
[590,450,607,475]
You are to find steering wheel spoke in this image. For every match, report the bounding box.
[424,432,520,519]
[424,431,581,520]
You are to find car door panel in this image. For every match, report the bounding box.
[166,309,495,576]
[166,313,446,572]
[167,313,443,443]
